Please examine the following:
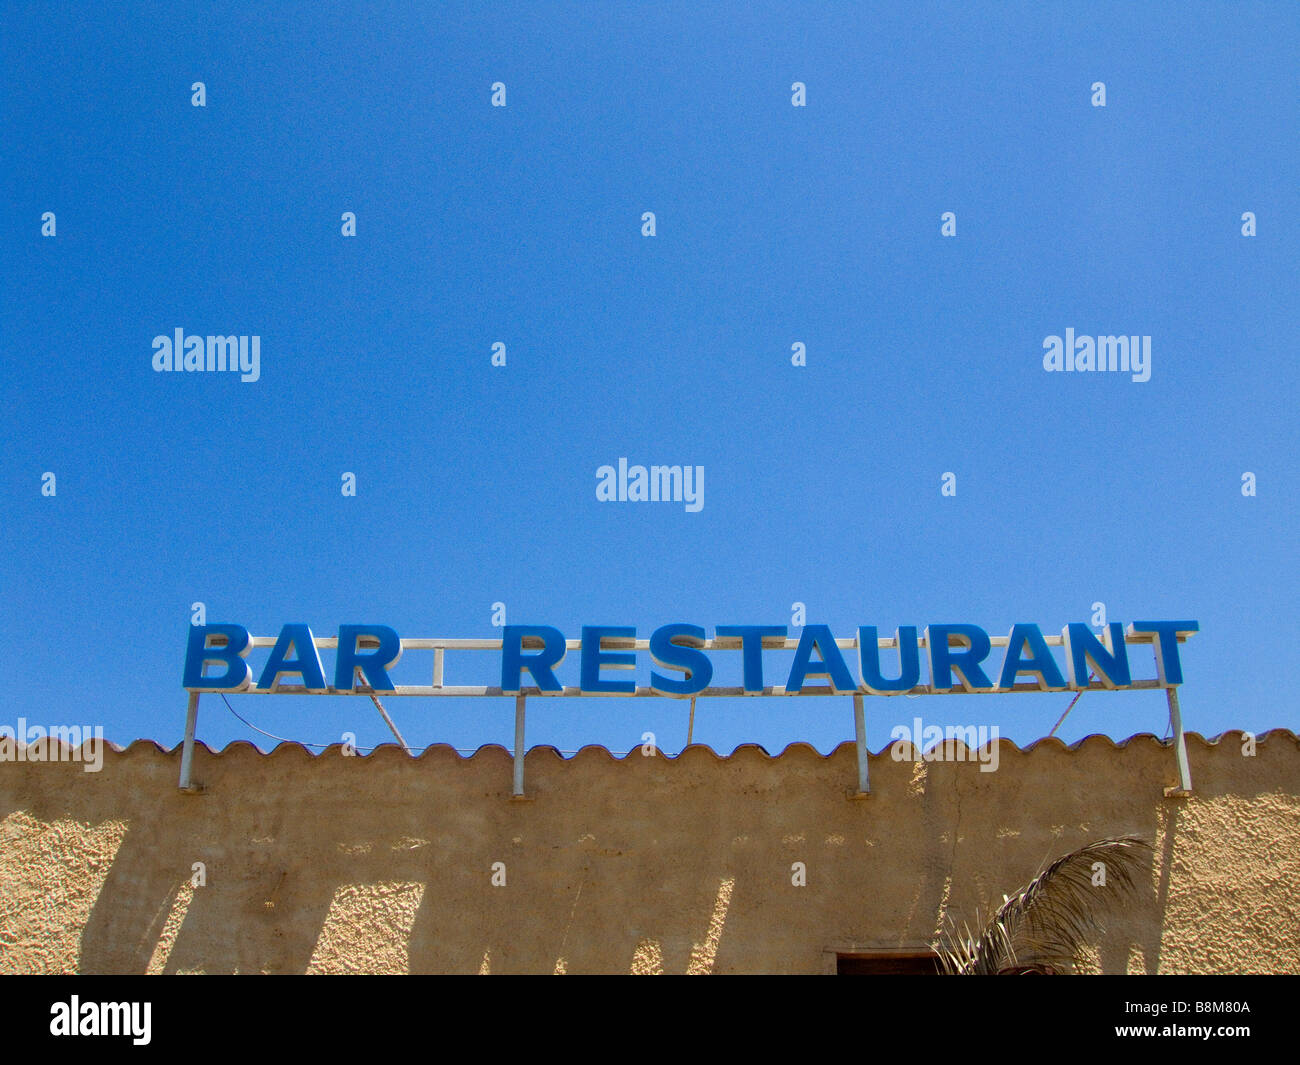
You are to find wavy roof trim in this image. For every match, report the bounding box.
[14,729,1296,763]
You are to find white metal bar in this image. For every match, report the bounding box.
[513,694,526,797]
[231,632,1193,652]
[185,678,1177,697]
[852,693,869,794]
[1166,686,1193,793]
[368,692,412,754]
[179,691,199,791]
[351,666,412,754]
[433,648,444,687]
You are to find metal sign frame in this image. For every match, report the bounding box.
[179,628,1197,799]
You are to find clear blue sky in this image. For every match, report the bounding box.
[2,2,1296,758]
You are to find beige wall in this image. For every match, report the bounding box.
[1,730,1297,974]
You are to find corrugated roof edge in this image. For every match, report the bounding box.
[46,728,1300,762]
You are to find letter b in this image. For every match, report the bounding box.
[183,624,252,690]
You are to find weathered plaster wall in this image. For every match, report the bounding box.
[1,731,1296,974]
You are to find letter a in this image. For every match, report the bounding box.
[595,465,616,502]
[1042,335,1064,371]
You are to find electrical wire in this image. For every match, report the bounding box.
[217,693,637,757]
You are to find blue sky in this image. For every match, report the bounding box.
[2,2,1296,758]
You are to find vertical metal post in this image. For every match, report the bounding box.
[1166,686,1193,794]
[852,693,870,795]
[512,694,526,797]
[179,691,200,791]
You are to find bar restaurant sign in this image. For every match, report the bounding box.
[183,620,1199,696]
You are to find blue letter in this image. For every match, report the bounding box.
[649,624,712,696]
[1061,623,1131,689]
[858,626,921,694]
[998,624,1067,690]
[1129,620,1199,686]
[580,626,637,694]
[335,625,402,692]
[926,624,995,692]
[786,624,857,693]
[258,624,328,692]
[500,625,566,693]
[183,623,251,691]
[715,626,787,692]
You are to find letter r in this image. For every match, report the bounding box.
[335,625,403,692]
[501,626,567,693]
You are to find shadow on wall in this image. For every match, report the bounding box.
[0,732,1296,975]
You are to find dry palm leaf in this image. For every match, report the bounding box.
[934,835,1152,975]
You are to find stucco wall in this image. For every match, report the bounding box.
[1,731,1297,974]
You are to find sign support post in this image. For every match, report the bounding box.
[512,694,527,798]
[179,691,200,791]
[852,693,870,796]
[1165,686,1193,796]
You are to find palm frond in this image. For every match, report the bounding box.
[934,835,1152,974]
